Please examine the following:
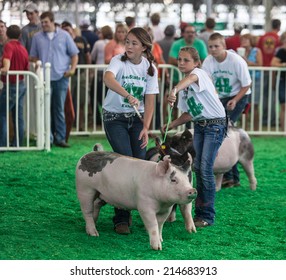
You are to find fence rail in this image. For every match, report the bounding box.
[71,64,286,136]
[1,64,285,152]
[0,62,50,152]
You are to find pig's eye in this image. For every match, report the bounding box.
[170,171,178,183]
[170,177,178,183]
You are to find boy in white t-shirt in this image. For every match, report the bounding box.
[202,32,252,187]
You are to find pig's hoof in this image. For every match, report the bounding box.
[186,226,197,233]
[151,242,162,251]
[86,228,99,236]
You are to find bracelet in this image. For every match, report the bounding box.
[173,87,178,94]
[126,94,131,100]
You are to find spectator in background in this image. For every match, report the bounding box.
[30,11,79,148]
[225,23,244,51]
[240,33,263,131]
[0,20,7,58]
[0,25,29,147]
[158,25,176,63]
[198,17,216,47]
[169,24,208,85]
[80,19,98,50]
[90,25,113,125]
[125,16,135,31]
[257,19,281,126]
[21,2,41,53]
[104,23,127,64]
[257,19,281,67]
[61,21,91,131]
[169,24,208,67]
[150,13,164,42]
[270,31,286,131]
[20,3,42,138]
[202,32,252,188]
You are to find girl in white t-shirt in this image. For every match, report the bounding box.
[103,27,159,235]
[164,47,226,228]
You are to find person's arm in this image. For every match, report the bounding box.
[138,94,156,149]
[0,58,10,73]
[85,52,92,64]
[226,85,250,111]
[103,71,138,107]
[168,56,178,66]
[162,112,192,132]
[271,56,285,67]
[167,73,198,106]
[104,42,113,64]
[64,54,78,77]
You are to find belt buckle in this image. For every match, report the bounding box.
[198,120,207,126]
[124,112,133,118]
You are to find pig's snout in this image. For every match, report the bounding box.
[188,189,197,200]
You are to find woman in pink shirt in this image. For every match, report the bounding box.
[104,23,127,64]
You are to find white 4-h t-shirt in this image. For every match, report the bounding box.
[177,67,226,121]
[103,54,159,113]
[202,50,252,98]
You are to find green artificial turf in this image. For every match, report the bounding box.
[0,135,285,260]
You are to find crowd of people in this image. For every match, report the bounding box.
[1,3,286,233]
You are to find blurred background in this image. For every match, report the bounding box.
[0,0,286,37]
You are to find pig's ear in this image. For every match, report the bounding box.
[187,153,193,165]
[181,153,193,172]
[156,156,171,176]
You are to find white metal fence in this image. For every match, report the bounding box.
[70,64,286,136]
[0,62,51,152]
[1,64,285,152]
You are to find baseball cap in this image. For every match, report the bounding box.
[80,19,91,27]
[233,23,244,32]
[23,3,38,13]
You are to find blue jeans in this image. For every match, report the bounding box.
[0,81,26,147]
[193,123,226,225]
[50,77,69,144]
[103,110,146,226]
[220,95,249,183]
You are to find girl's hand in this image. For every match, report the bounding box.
[139,127,149,149]
[161,123,173,133]
[167,94,176,107]
[227,99,237,111]
[127,94,139,107]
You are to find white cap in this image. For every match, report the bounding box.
[80,19,91,26]
[233,23,244,32]
[23,3,38,13]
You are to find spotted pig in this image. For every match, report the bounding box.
[75,150,197,250]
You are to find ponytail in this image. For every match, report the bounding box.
[145,49,155,76]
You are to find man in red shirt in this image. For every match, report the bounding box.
[225,23,244,51]
[0,25,29,147]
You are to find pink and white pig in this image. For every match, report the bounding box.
[76,150,197,250]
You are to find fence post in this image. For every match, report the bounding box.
[44,63,51,151]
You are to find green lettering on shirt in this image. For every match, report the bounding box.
[187,96,203,117]
[215,77,232,93]
[123,83,144,103]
